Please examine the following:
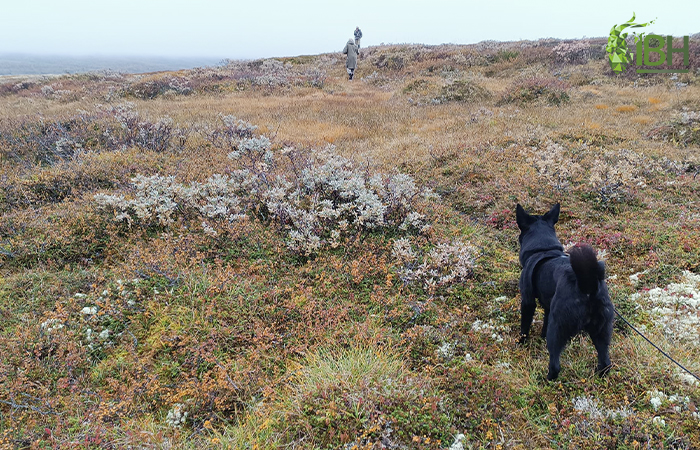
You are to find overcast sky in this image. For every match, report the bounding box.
[0,0,698,60]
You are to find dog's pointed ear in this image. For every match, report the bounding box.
[543,203,560,225]
[516,204,535,229]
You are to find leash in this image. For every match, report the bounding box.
[614,308,700,383]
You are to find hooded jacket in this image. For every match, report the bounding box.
[343,39,359,69]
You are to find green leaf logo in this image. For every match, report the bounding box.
[606,12,656,73]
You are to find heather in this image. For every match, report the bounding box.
[1,37,700,449]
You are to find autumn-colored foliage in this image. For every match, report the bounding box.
[1,37,700,448]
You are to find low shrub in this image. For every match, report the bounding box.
[375,54,406,71]
[208,114,258,149]
[392,237,478,293]
[551,41,598,65]
[125,76,193,99]
[499,77,570,105]
[101,102,175,152]
[0,80,38,97]
[403,79,432,96]
[0,112,106,164]
[488,49,519,63]
[434,80,492,104]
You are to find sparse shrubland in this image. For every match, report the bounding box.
[1,36,700,449]
[95,140,434,255]
[0,102,189,166]
[523,141,688,207]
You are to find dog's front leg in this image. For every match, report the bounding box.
[519,298,537,344]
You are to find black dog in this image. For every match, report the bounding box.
[516,203,614,380]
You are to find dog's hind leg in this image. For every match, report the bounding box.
[590,328,612,376]
[541,308,549,338]
[546,318,573,381]
[545,326,564,380]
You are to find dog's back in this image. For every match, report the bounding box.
[530,244,606,306]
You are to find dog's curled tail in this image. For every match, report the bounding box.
[569,244,605,295]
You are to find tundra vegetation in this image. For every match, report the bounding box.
[1,37,700,449]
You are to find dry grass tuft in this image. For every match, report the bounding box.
[633,115,654,125]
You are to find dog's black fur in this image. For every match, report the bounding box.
[516,203,614,380]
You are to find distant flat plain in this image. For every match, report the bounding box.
[0,53,223,76]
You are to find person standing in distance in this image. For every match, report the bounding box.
[354,26,363,49]
[343,38,359,80]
